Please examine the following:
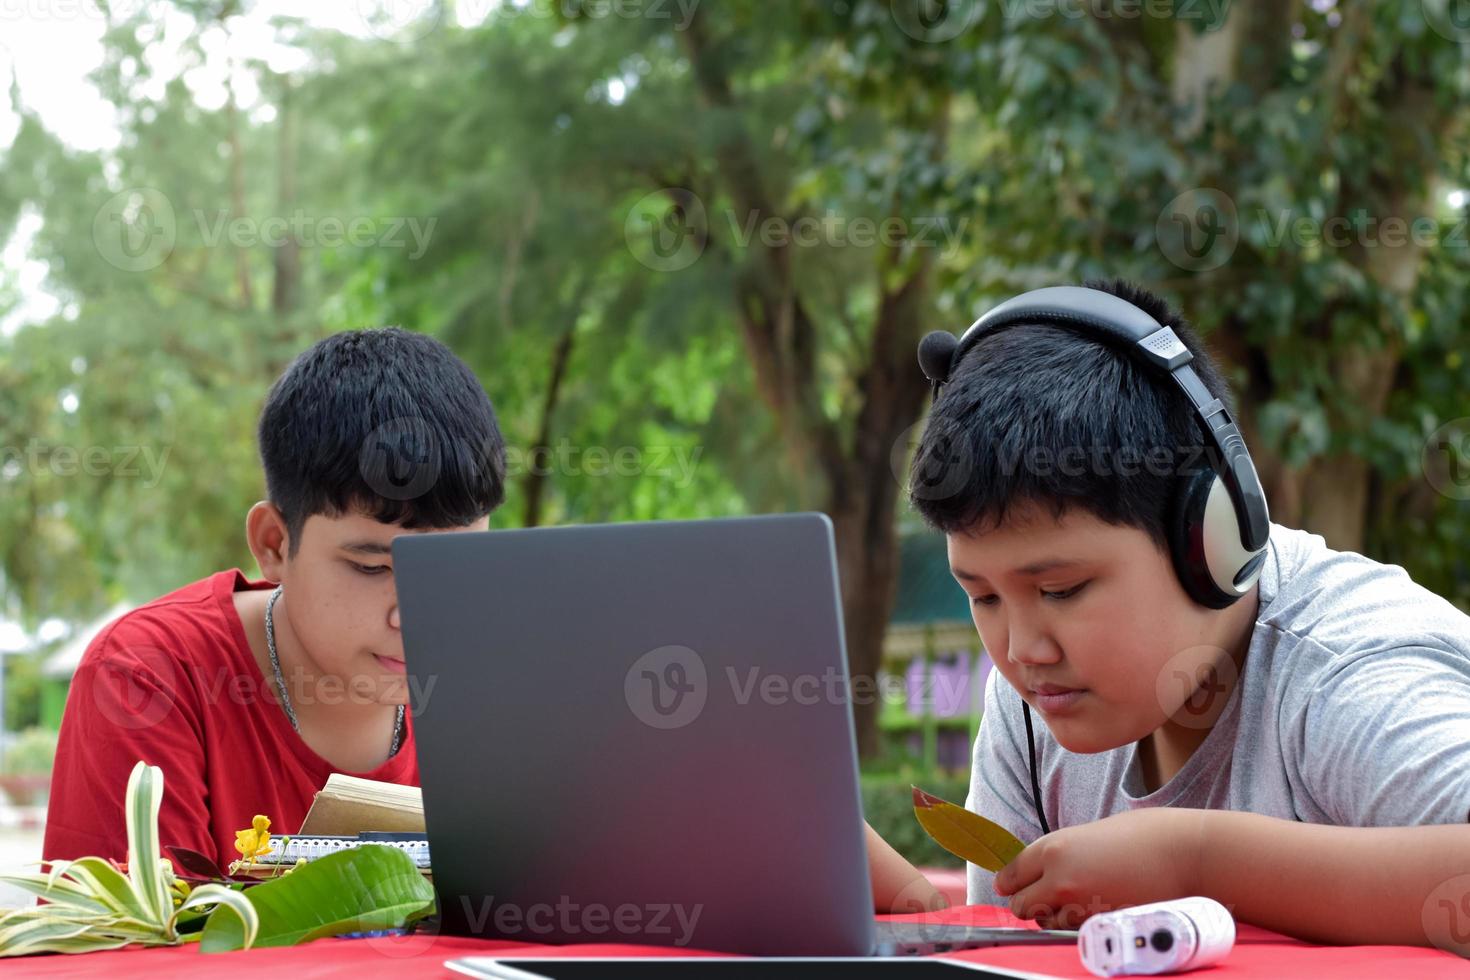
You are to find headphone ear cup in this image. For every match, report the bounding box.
[1168,468,1239,609]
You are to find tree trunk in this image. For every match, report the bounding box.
[520,275,593,527]
[678,11,943,757]
[271,76,301,317]
[522,324,577,528]
[829,268,935,757]
[225,81,254,311]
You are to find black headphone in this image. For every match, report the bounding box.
[916,285,1271,835]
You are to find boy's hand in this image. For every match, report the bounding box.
[993,808,1211,930]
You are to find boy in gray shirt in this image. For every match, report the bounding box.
[906,280,1470,951]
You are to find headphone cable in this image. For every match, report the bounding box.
[1021,701,1051,836]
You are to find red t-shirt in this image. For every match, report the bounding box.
[43,570,419,872]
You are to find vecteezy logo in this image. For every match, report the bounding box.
[355,0,443,42]
[91,645,178,731]
[1423,418,1470,501]
[894,420,972,502]
[93,187,177,272]
[890,0,984,44]
[359,417,442,502]
[1155,188,1239,272]
[1155,645,1238,731]
[624,189,707,272]
[643,659,697,716]
[1423,874,1470,957]
[1449,896,1470,946]
[624,645,707,730]
[362,877,440,958]
[1423,0,1470,43]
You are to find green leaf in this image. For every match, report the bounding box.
[911,786,1026,872]
[199,845,434,952]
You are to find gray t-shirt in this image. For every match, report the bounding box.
[966,522,1470,906]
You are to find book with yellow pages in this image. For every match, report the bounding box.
[298,772,425,836]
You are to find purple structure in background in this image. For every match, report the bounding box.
[895,648,994,771]
[904,649,993,717]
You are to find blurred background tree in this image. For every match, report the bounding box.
[1,0,1467,763]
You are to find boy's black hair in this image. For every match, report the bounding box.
[908,279,1236,549]
[259,327,507,552]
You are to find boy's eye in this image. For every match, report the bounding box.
[1042,582,1088,601]
[351,562,391,576]
[971,582,1088,607]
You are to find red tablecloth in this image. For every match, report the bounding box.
[5,905,1466,979]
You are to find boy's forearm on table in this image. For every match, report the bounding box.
[864,822,948,913]
[1197,809,1470,948]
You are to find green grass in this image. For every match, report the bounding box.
[860,766,971,868]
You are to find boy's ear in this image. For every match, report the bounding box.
[245,501,292,582]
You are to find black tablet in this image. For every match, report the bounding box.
[446,957,1061,980]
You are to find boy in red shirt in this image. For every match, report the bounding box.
[42,325,948,914]
[43,327,506,872]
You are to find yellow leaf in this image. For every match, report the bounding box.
[911,786,1025,872]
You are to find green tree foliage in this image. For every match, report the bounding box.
[1,1,1467,756]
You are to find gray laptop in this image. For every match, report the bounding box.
[393,514,1077,957]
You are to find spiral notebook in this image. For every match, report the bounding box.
[257,833,431,869]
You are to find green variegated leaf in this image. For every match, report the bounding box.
[63,857,151,920]
[176,884,259,949]
[91,918,165,940]
[124,762,172,925]
[0,915,97,957]
[0,906,93,931]
[0,905,159,939]
[27,934,138,955]
[0,872,114,913]
[0,760,270,958]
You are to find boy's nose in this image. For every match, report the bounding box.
[388,604,401,631]
[1004,619,1062,666]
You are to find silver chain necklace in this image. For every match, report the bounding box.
[265,585,405,759]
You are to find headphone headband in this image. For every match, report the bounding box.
[960,286,1178,364]
[919,286,1270,554]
